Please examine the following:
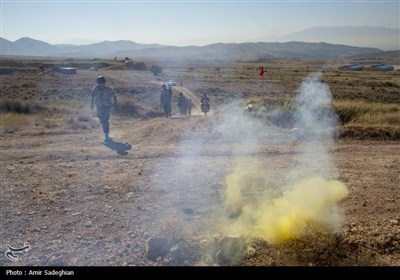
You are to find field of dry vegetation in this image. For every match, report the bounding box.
[1,56,399,267]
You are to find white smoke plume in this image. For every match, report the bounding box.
[147,72,348,264]
[220,72,347,244]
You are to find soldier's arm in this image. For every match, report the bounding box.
[91,89,95,109]
[113,94,117,111]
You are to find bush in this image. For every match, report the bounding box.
[0,100,45,114]
[115,96,140,117]
[150,65,162,76]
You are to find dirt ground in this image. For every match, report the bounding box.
[0,59,399,267]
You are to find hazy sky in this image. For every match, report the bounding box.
[1,0,399,46]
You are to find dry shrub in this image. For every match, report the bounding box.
[339,124,400,140]
[115,95,141,117]
[358,111,400,126]
[1,111,60,132]
[273,221,380,266]
[0,112,30,132]
[0,100,45,114]
[333,100,399,125]
[241,220,384,266]
[247,222,379,266]
[379,111,400,125]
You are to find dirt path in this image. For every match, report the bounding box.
[173,86,205,116]
[147,80,206,116]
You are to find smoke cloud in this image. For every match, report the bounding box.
[147,72,348,264]
[220,72,348,243]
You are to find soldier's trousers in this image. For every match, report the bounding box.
[163,103,171,118]
[97,107,111,134]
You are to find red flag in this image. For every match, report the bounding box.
[259,67,265,79]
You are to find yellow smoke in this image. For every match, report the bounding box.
[223,168,348,244]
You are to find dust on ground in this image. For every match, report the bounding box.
[1,116,399,266]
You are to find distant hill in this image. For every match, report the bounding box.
[265,26,400,51]
[53,40,164,57]
[1,37,59,56]
[110,41,382,61]
[0,36,383,60]
[349,50,400,63]
[1,37,164,58]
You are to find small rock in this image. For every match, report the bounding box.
[215,235,247,265]
[146,237,170,261]
[84,220,93,227]
[244,246,256,259]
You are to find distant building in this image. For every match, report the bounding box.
[366,63,394,71]
[320,67,338,71]
[338,64,364,71]
[53,67,77,74]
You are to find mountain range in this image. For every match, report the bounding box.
[265,26,399,51]
[2,26,398,60]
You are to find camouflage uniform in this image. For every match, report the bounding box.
[160,85,172,118]
[186,99,193,116]
[178,92,187,116]
[201,94,210,113]
[91,84,117,138]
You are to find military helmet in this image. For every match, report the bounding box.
[96,76,106,84]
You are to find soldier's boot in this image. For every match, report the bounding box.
[105,134,111,143]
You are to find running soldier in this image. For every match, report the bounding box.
[91,76,117,142]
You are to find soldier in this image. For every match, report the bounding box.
[91,76,117,142]
[160,84,172,118]
[186,99,194,116]
[200,93,210,114]
[178,92,187,116]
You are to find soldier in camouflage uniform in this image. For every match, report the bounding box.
[160,84,172,118]
[91,76,117,142]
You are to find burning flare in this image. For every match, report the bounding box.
[223,168,348,244]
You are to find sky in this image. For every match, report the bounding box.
[1,0,399,47]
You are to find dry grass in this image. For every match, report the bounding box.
[0,112,31,132]
[0,112,60,133]
[0,100,45,114]
[1,57,399,139]
[115,95,141,117]
[333,100,400,125]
